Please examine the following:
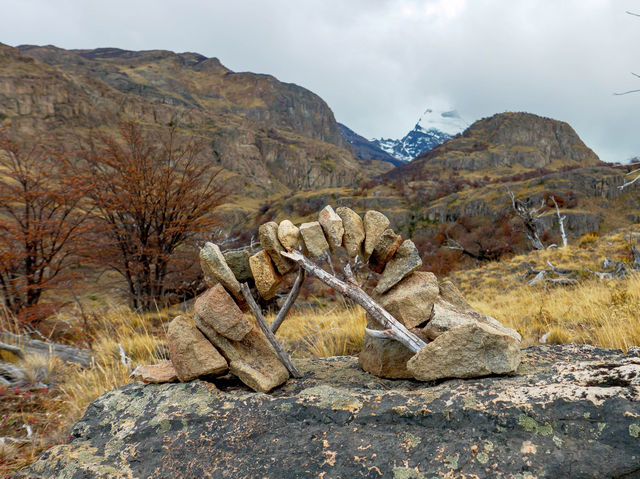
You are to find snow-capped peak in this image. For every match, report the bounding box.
[370,106,471,163]
[416,107,468,136]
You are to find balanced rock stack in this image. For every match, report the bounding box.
[135,205,521,391]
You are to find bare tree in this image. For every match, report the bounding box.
[507,189,545,250]
[75,122,227,311]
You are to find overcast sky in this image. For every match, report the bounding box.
[2,0,639,162]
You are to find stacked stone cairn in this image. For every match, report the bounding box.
[134,206,521,392]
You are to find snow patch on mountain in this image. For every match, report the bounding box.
[373,107,470,163]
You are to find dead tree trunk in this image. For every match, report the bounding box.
[551,196,568,248]
[281,250,427,354]
[507,189,545,250]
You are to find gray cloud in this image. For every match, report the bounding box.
[2,0,639,161]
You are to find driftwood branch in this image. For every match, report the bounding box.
[619,168,640,189]
[0,332,92,367]
[507,188,545,250]
[239,283,301,378]
[364,328,396,340]
[281,250,427,354]
[270,268,305,334]
[551,196,567,248]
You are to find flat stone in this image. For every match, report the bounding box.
[335,207,364,258]
[131,361,178,384]
[195,319,289,393]
[299,221,330,258]
[374,271,439,329]
[407,322,521,381]
[248,250,282,300]
[423,280,521,342]
[318,205,344,252]
[369,228,403,273]
[223,249,253,282]
[374,240,422,295]
[259,222,295,275]
[167,315,228,381]
[200,242,243,304]
[194,284,252,341]
[363,210,390,261]
[277,220,301,251]
[358,322,430,379]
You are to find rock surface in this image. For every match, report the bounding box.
[167,315,228,381]
[374,271,439,329]
[195,317,289,393]
[424,280,521,342]
[222,249,253,282]
[22,346,640,479]
[299,221,330,258]
[129,361,178,384]
[362,210,390,260]
[369,228,403,273]
[194,284,252,341]
[199,242,243,304]
[277,219,300,251]
[407,322,522,381]
[259,221,295,274]
[335,206,364,258]
[374,239,423,294]
[318,205,344,251]
[248,250,282,300]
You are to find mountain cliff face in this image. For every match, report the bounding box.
[388,112,601,181]
[372,107,469,162]
[338,122,401,166]
[1,43,384,196]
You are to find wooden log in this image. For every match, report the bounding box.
[239,283,302,378]
[281,250,427,354]
[0,332,92,367]
[364,328,395,340]
[270,268,305,334]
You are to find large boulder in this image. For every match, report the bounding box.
[195,317,289,393]
[167,315,228,381]
[21,346,640,478]
[423,280,521,342]
[407,322,522,381]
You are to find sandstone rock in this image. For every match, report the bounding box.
[374,240,422,294]
[223,249,253,282]
[374,271,439,328]
[363,210,390,260]
[194,284,252,341]
[318,205,344,251]
[167,315,228,381]
[195,319,289,393]
[359,326,430,379]
[407,322,521,381]
[259,222,295,275]
[423,280,521,342]
[248,250,282,300]
[130,361,178,384]
[277,219,300,251]
[200,242,243,303]
[28,346,640,479]
[369,228,403,273]
[335,206,364,258]
[299,221,330,258]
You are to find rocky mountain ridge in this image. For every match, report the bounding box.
[1,42,390,197]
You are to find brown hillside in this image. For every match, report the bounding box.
[1,43,390,198]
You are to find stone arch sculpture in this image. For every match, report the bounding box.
[163,205,521,393]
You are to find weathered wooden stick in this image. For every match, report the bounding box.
[364,328,395,340]
[270,268,305,334]
[281,250,427,354]
[239,283,302,378]
[0,332,92,366]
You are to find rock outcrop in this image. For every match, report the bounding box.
[21,346,640,478]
